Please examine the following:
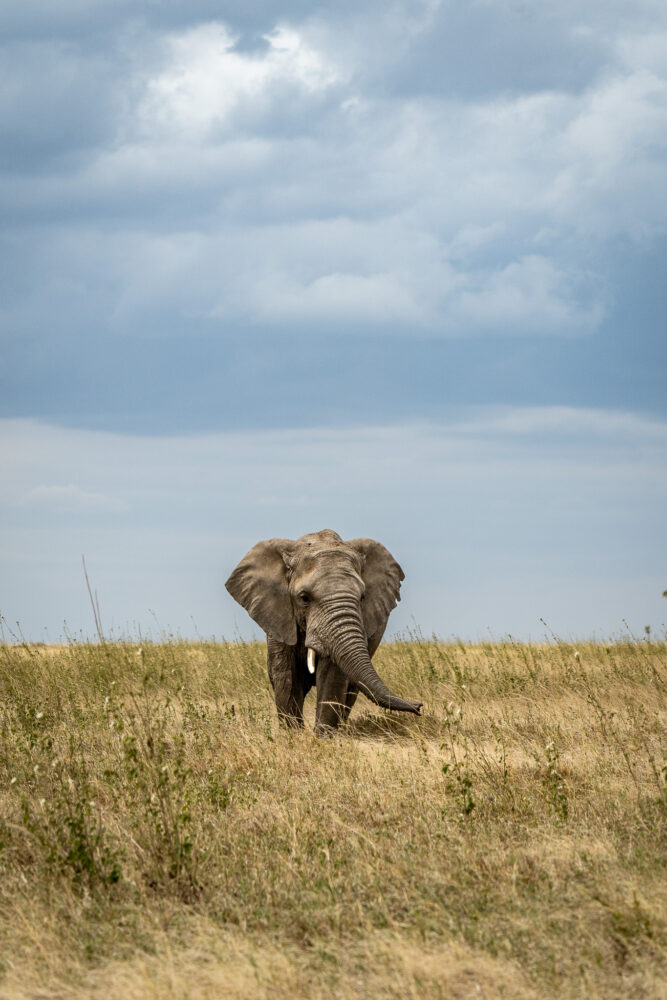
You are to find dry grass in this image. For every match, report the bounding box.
[0,636,665,999]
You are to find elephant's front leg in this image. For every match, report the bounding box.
[267,637,305,728]
[315,658,355,735]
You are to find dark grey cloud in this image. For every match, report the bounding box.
[0,0,369,45]
[0,39,120,169]
[2,244,666,434]
[408,3,666,96]
[387,8,609,98]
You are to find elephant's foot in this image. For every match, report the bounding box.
[277,709,305,729]
[314,699,349,736]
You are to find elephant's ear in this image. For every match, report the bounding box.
[348,538,404,638]
[225,538,297,645]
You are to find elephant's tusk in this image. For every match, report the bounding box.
[307,648,316,674]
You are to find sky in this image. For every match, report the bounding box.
[1,0,666,642]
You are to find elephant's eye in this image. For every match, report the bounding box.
[298,591,310,603]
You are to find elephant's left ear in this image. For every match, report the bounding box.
[348,538,404,639]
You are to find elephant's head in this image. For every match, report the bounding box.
[225,529,422,714]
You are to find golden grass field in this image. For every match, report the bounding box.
[0,636,665,999]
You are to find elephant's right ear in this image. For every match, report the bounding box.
[225,538,298,645]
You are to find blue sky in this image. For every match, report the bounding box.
[1,0,666,641]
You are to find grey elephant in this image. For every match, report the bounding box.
[225,529,422,733]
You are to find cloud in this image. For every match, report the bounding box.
[0,37,119,168]
[452,405,667,451]
[1,2,667,433]
[450,255,605,335]
[251,270,423,326]
[137,23,342,142]
[24,484,127,512]
[4,29,665,339]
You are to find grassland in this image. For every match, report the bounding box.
[0,635,665,999]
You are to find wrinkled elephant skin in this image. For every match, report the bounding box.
[226,529,422,733]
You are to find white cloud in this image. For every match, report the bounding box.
[393,68,667,244]
[452,405,667,444]
[450,255,605,334]
[23,484,127,512]
[31,219,602,338]
[138,22,341,141]
[616,30,667,76]
[251,270,426,326]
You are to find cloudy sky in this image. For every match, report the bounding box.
[1,0,666,642]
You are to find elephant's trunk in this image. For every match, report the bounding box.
[310,598,422,715]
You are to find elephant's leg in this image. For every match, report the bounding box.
[267,637,304,728]
[315,658,352,734]
[342,685,358,721]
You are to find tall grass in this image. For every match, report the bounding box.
[0,636,664,998]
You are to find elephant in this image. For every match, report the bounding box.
[225,529,422,733]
